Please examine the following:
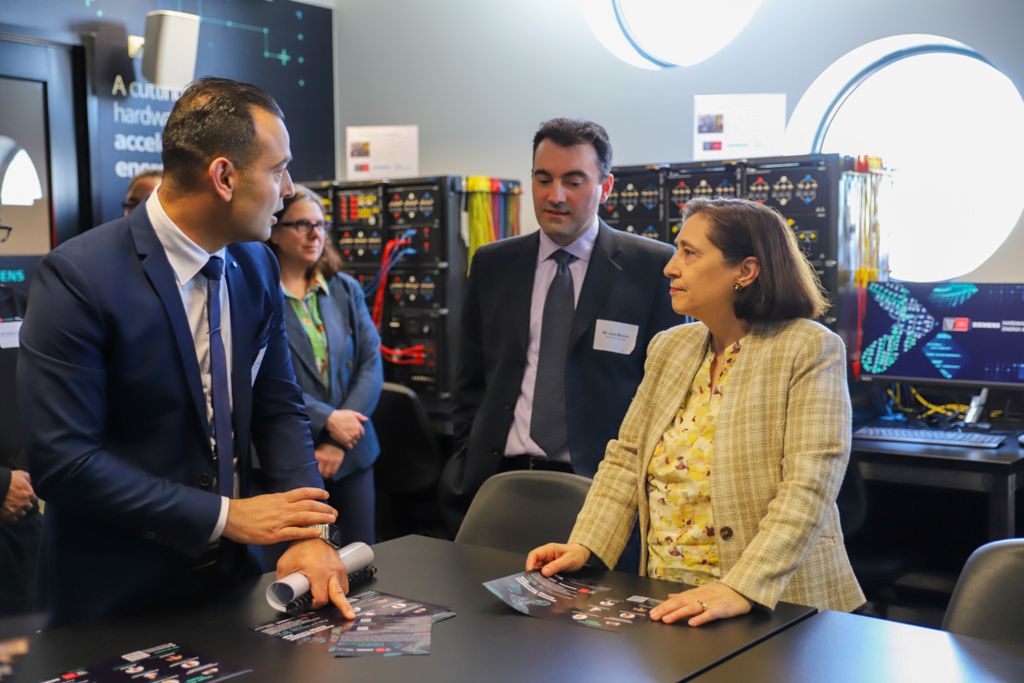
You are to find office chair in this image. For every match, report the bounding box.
[454,470,592,555]
[942,538,1024,646]
[373,382,444,540]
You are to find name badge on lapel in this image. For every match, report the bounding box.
[251,345,267,386]
[0,320,21,349]
[593,319,638,355]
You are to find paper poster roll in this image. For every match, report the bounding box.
[266,541,374,612]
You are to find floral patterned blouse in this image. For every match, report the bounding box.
[646,339,742,586]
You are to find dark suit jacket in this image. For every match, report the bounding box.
[283,272,382,479]
[0,285,40,616]
[441,222,678,513]
[18,208,321,627]
[1,285,28,498]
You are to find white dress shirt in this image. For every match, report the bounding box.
[146,190,234,541]
[504,218,598,463]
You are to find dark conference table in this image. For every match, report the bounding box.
[694,608,1024,683]
[14,535,816,682]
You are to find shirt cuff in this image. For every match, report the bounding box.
[208,496,229,542]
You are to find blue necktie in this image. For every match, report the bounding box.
[201,256,234,498]
[530,249,576,458]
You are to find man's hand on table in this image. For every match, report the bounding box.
[277,538,355,619]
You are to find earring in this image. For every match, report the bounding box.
[733,281,743,292]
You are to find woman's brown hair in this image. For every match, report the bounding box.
[270,184,343,279]
[682,197,829,322]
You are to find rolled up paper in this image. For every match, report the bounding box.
[266,541,374,612]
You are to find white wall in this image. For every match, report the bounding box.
[331,0,1024,281]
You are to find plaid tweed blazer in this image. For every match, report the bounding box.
[569,318,865,612]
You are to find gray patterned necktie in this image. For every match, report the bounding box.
[530,249,576,458]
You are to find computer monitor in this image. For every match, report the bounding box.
[858,281,1024,389]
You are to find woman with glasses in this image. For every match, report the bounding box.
[268,185,383,546]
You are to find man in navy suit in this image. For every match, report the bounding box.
[440,118,679,540]
[19,78,355,628]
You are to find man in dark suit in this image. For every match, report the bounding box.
[18,78,355,628]
[441,118,679,537]
[1,284,41,617]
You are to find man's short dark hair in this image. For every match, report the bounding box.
[162,77,284,189]
[532,118,613,179]
[682,198,829,322]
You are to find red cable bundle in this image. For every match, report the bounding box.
[372,235,425,367]
[371,236,412,329]
[380,344,426,365]
[853,286,867,381]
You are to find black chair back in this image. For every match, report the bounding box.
[455,470,592,556]
[373,382,444,540]
[942,538,1024,645]
[374,382,440,494]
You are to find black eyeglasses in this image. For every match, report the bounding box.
[278,219,327,237]
[0,224,12,244]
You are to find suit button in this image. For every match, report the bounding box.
[144,531,156,540]
[720,526,734,541]
[504,404,513,411]
[491,448,500,457]
[199,474,212,488]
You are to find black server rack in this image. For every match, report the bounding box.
[302,178,340,226]
[602,154,849,329]
[665,160,743,243]
[599,164,668,242]
[741,154,843,327]
[314,176,468,418]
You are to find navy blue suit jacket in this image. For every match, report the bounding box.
[284,272,382,479]
[442,222,679,514]
[18,208,321,627]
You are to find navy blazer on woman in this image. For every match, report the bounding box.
[283,272,382,479]
[18,208,321,627]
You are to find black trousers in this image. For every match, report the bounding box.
[498,454,575,474]
[0,510,41,616]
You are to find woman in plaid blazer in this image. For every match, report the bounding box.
[527,198,864,627]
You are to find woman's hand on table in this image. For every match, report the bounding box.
[525,542,591,577]
[649,581,752,627]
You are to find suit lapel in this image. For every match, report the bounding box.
[283,295,322,384]
[569,222,621,349]
[130,212,211,442]
[319,282,348,393]
[641,327,710,475]
[226,251,252,463]
[714,322,766,454]
[506,233,539,355]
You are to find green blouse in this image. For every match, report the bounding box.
[283,272,331,385]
